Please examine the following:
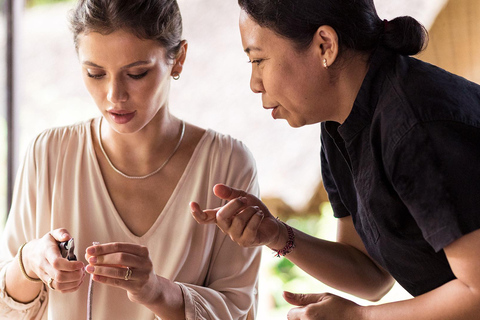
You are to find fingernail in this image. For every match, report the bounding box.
[86,265,95,273]
[86,247,95,255]
[89,256,97,264]
[240,197,248,204]
[61,233,69,240]
[283,291,294,299]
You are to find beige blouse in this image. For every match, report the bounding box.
[0,118,261,320]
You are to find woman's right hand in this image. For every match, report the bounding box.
[190,184,288,250]
[22,229,85,293]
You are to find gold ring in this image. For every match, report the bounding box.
[47,277,55,290]
[124,267,132,281]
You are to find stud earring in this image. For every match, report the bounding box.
[323,59,328,69]
[172,73,180,80]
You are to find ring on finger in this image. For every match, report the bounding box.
[124,267,132,281]
[47,277,55,290]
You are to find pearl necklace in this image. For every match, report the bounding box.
[97,117,185,180]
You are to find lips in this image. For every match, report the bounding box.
[107,110,136,124]
[263,105,279,119]
[271,106,278,119]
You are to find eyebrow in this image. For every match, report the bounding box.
[82,60,152,69]
[244,46,262,54]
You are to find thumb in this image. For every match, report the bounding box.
[213,184,248,201]
[283,291,326,306]
[50,228,72,242]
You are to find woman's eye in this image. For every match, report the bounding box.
[248,59,264,66]
[128,71,148,80]
[87,72,105,80]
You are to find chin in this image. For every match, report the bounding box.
[286,118,306,128]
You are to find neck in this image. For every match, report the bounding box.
[331,52,370,124]
[98,108,184,176]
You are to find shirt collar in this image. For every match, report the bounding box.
[332,46,396,141]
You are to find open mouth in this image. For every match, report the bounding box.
[107,110,136,124]
[270,106,279,119]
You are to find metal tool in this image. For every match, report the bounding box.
[58,238,77,261]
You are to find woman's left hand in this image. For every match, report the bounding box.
[85,242,159,304]
[284,291,363,320]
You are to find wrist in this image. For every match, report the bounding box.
[268,218,296,257]
[266,218,289,250]
[18,242,42,282]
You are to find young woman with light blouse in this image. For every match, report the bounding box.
[0,1,260,319]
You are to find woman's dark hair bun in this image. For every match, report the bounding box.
[383,16,429,55]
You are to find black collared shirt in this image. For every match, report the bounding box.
[321,46,480,296]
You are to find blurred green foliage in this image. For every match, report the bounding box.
[26,0,72,8]
[266,202,336,311]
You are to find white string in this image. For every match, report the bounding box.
[87,242,100,320]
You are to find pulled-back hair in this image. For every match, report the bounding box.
[238,0,428,56]
[69,0,183,59]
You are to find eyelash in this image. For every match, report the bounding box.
[87,72,105,80]
[128,71,149,79]
[86,71,149,80]
[248,59,264,66]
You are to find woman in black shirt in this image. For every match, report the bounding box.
[191,0,480,319]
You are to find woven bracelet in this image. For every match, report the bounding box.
[18,243,43,283]
[273,219,295,258]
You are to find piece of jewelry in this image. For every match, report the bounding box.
[98,118,185,179]
[18,243,42,283]
[273,218,296,258]
[47,277,55,290]
[323,58,328,69]
[124,267,132,281]
[172,72,180,80]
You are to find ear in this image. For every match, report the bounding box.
[171,40,188,76]
[311,25,339,68]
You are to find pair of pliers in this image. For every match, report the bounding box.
[58,238,77,261]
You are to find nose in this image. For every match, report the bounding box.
[107,77,128,103]
[249,69,265,94]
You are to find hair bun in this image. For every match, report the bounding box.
[382,16,428,55]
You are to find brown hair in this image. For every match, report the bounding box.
[69,0,183,59]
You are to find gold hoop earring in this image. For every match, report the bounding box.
[323,59,328,69]
[172,73,180,80]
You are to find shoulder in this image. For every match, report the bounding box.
[34,119,92,148]
[372,55,480,154]
[384,55,480,124]
[195,129,258,194]
[200,129,256,165]
[29,119,94,163]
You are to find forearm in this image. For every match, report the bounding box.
[362,279,480,319]
[273,227,393,301]
[141,275,185,320]
[5,243,43,303]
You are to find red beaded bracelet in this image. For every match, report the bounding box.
[273,219,295,257]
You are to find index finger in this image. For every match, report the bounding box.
[190,201,219,224]
[86,242,149,258]
[49,228,73,243]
